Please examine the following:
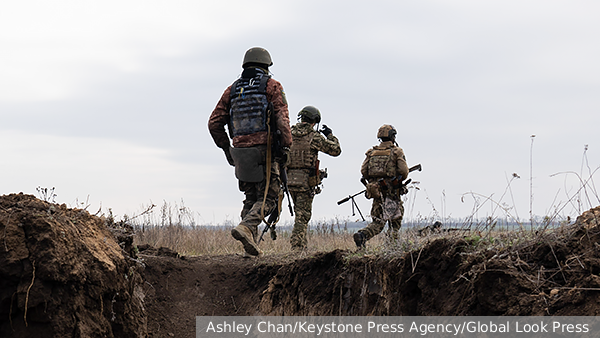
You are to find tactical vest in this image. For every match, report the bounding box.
[367,147,395,178]
[288,131,317,170]
[229,71,271,137]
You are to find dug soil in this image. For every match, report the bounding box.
[2,193,600,338]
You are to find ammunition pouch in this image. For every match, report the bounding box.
[230,147,264,182]
[287,169,310,189]
[365,181,381,200]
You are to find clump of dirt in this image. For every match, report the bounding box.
[0,193,146,338]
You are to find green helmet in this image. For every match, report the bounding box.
[242,47,273,67]
[298,106,321,123]
[377,124,397,140]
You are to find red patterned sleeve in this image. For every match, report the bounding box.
[268,80,292,147]
[208,86,232,149]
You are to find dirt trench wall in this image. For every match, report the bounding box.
[257,243,469,316]
[258,206,600,316]
[0,194,146,338]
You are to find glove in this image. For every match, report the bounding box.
[223,146,235,166]
[320,124,332,137]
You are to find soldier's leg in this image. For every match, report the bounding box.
[290,190,314,249]
[239,181,258,219]
[386,200,404,240]
[232,174,280,256]
[238,174,280,237]
[355,199,385,247]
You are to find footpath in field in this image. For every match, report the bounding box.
[2,193,600,338]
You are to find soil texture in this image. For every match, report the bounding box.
[2,193,600,338]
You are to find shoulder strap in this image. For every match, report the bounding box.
[229,79,239,100]
[258,75,269,93]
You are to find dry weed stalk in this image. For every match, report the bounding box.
[24,259,35,327]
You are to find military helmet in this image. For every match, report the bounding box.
[377,124,397,140]
[242,47,273,67]
[298,106,321,123]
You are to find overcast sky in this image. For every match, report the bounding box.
[2,0,599,226]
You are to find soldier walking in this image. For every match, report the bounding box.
[287,106,341,250]
[354,124,408,248]
[208,47,292,257]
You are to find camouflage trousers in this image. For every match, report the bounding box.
[238,172,281,240]
[289,189,315,249]
[358,197,404,241]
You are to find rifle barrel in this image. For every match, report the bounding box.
[337,196,350,205]
[337,189,365,205]
[408,163,422,172]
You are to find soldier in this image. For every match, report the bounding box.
[287,106,341,250]
[208,47,292,257]
[353,124,408,248]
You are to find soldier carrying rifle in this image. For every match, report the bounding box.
[354,124,409,248]
[208,47,292,257]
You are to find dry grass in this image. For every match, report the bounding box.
[133,222,376,256]
[130,201,393,256]
[130,155,599,258]
[130,204,544,258]
[131,205,598,263]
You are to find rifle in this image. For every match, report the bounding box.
[394,163,422,195]
[259,107,294,243]
[336,190,366,221]
[337,164,422,219]
[417,221,468,236]
[258,150,290,243]
[274,129,293,216]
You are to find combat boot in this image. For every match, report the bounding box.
[231,224,262,256]
[353,231,366,248]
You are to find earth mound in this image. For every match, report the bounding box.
[2,193,600,338]
[0,193,146,338]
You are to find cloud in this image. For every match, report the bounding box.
[1,0,599,224]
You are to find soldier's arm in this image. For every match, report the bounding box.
[208,86,232,149]
[360,149,372,178]
[311,133,341,157]
[395,147,409,180]
[268,80,292,148]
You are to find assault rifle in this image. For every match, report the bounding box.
[259,108,294,243]
[417,221,467,236]
[337,164,422,220]
[273,128,293,216]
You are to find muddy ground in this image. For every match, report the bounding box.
[2,193,600,338]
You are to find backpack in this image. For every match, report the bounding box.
[229,70,271,137]
[367,148,395,178]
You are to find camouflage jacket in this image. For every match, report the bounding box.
[290,122,341,165]
[208,70,292,149]
[287,122,341,191]
[361,141,408,181]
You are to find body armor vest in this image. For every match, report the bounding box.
[367,148,395,178]
[289,131,317,170]
[229,71,271,137]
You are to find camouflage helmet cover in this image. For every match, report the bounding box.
[242,47,273,67]
[298,106,321,123]
[377,124,397,139]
